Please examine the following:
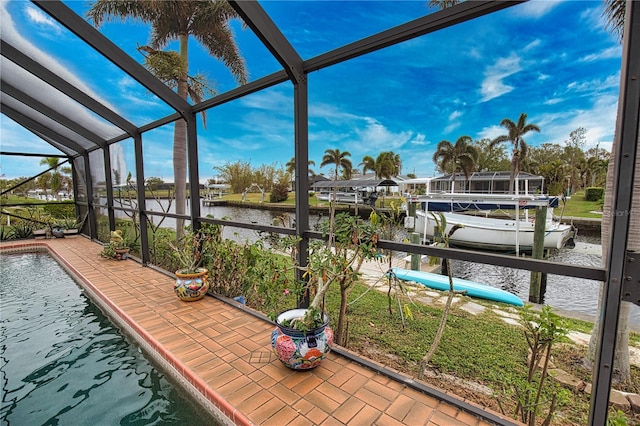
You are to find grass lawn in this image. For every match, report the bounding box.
[557,191,604,219]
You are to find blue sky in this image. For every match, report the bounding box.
[0,0,622,182]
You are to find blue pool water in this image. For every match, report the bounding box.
[0,253,215,425]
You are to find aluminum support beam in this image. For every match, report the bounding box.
[228,1,304,83]
[1,81,107,149]
[83,153,97,240]
[103,146,116,232]
[194,70,289,113]
[186,113,202,232]
[293,76,310,304]
[304,1,523,73]
[133,134,150,264]
[589,1,640,424]
[33,1,192,118]
[1,41,137,137]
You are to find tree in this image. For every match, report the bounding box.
[564,127,587,194]
[359,155,376,176]
[373,151,402,179]
[87,0,248,239]
[39,157,62,200]
[490,113,540,193]
[321,149,353,239]
[214,160,253,193]
[472,138,510,172]
[320,149,352,181]
[286,157,316,177]
[432,135,478,191]
[587,0,631,385]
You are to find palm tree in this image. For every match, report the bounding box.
[286,157,316,177]
[87,1,248,239]
[359,155,376,176]
[489,113,540,194]
[320,149,352,181]
[320,149,352,240]
[366,151,402,179]
[432,136,478,192]
[39,157,62,200]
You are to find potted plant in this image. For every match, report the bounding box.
[59,215,84,238]
[99,230,131,260]
[271,212,379,370]
[170,230,212,302]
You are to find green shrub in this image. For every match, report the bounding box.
[584,187,604,201]
[42,202,75,218]
[269,180,289,203]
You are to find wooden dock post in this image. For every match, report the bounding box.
[410,232,421,271]
[529,205,548,303]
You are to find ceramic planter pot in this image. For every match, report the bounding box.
[174,268,209,301]
[271,308,333,370]
[114,248,130,260]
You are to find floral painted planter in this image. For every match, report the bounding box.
[115,248,130,260]
[271,309,333,370]
[174,268,209,302]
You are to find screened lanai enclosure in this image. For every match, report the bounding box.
[1,1,639,424]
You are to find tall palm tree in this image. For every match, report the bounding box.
[359,155,375,176]
[87,1,248,239]
[320,148,352,244]
[39,157,62,200]
[368,151,402,179]
[432,136,478,192]
[320,149,352,181]
[490,113,540,193]
[286,157,315,177]
[587,0,631,385]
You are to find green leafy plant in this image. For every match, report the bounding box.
[170,226,219,274]
[99,229,131,259]
[284,212,379,341]
[514,305,569,425]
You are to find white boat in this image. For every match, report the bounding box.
[411,193,575,252]
[315,190,367,204]
[415,210,574,252]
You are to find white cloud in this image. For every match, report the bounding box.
[512,1,561,19]
[476,125,505,141]
[479,54,522,102]
[24,4,62,35]
[410,133,427,146]
[581,46,622,62]
[544,98,563,106]
[534,94,618,150]
[448,110,462,121]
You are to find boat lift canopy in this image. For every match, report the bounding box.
[413,193,562,212]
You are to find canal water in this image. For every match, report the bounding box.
[124,200,640,328]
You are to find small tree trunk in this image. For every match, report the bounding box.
[418,258,455,379]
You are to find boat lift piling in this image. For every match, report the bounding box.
[529,205,549,303]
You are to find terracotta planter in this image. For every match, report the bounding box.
[271,309,333,370]
[174,268,209,302]
[115,248,130,260]
[63,229,79,238]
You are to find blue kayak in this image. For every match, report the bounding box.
[391,267,524,307]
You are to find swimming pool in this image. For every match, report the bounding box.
[0,253,215,425]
